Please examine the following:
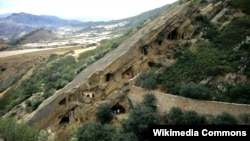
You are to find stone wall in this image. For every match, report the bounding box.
[128,86,250,118]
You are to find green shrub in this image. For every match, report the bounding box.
[215,16,250,47]
[179,82,211,100]
[181,110,206,125]
[156,31,166,45]
[25,100,32,107]
[141,93,157,111]
[139,71,158,90]
[122,104,160,140]
[96,103,113,124]
[212,112,238,125]
[167,107,183,124]
[229,0,250,14]
[77,121,104,141]
[202,25,219,41]
[226,83,250,104]
[0,118,39,141]
[239,113,250,125]
[31,100,42,111]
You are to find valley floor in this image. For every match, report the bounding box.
[0,46,94,58]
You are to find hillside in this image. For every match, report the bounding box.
[22,29,58,44]
[0,0,250,141]
[0,12,81,38]
[8,28,58,45]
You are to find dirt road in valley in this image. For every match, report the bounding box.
[0,46,95,58]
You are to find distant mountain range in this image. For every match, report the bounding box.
[0,3,170,39]
[0,13,11,18]
[0,12,82,38]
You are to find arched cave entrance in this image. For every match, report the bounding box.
[122,67,134,79]
[148,62,162,69]
[59,98,66,105]
[106,73,114,82]
[59,115,69,125]
[111,104,126,114]
[167,29,178,40]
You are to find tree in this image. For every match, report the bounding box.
[229,0,250,14]
[122,104,160,140]
[139,71,158,90]
[179,82,211,100]
[77,121,138,141]
[141,93,157,111]
[182,110,206,125]
[212,112,238,125]
[96,103,114,124]
[167,107,183,124]
[112,132,138,141]
[227,83,250,104]
[77,121,104,141]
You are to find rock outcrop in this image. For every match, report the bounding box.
[21,2,196,140]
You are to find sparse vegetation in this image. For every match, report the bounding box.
[8,28,47,46]
[0,118,39,141]
[0,30,132,115]
[139,12,250,104]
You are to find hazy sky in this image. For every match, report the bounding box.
[0,0,178,21]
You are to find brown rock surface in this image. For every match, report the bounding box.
[22,2,197,139]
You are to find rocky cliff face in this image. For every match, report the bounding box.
[19,2,196,139]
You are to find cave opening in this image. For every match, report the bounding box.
[111,104,126,114]
[59,98,66,105]
[167,29,178,40]
[148,62,162,69]
[59,115,69,124]
[122,67,134,79]
[106,73,114,82]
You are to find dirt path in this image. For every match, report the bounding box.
[0,46,81,58]
[71,46,96,58]
[71,46,97,61]
[0,87,10,98]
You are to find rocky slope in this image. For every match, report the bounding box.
[16,29,58,44]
